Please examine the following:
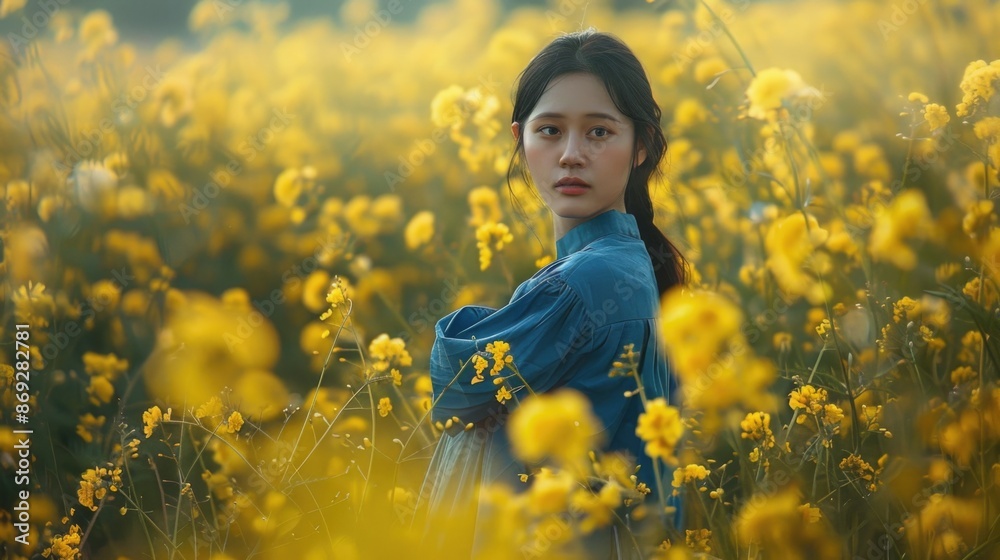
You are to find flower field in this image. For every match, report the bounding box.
[1,0,1000,558]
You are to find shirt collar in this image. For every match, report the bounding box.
[555,209,641,259]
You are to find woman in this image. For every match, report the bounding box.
[413,28,688,558]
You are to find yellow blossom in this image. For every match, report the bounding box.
[467,186,502,228]
[686,528,712,552]
[42,524,83,559]
[404,210,435,250]
[495,385,513,404]
[868,189,932,270]
[142,405,171,438]
[508,388,603,468]
[526,467,575,515]
[974,116,1000,142]
[740,412,775,450]
[225,411,244,434]
[745,67,821,121]
[378,397,393,417]
[765,212,831,304]
[955,59,1000,117]
[789,384,822,413]
[671,464,710,493]
[923,103,950,131]
[196,396,224,420]
[0,0,27,18]
[963,200,996,238]
[636,397,684,463]
[475,222,514,270]
[368,333,413,373]
[839,453,881,492]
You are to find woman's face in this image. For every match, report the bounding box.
[512,72,645,238]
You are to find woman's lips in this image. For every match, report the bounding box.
[555,185,590,195]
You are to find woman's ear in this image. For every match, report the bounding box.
[635,140,647,168]
[511,121,520,142]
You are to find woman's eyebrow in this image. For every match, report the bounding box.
[529,112,622,123]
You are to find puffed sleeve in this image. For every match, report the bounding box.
[429,276,594,424]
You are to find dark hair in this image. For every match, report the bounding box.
[506,28,689,297]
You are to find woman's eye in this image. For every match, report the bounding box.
[592,127,610,138]
[539,125,558,135]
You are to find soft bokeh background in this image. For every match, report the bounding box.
[1,0,999,558]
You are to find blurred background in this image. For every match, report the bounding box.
[1,0,999,558]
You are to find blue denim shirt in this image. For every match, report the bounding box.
[416,209,681,557]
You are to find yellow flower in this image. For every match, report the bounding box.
[526,467,575,515]
[226,411,244,433]
[12,281,56,328]
[745,67,820,121]
[75,413,106,444]
[839,453,881,492]
[740,412,775,450]
[43,524,83,559]
[467,186,502,228]
[77,466,123,512]
[79,9,118,60]
[973,116,1000,144]
[868,189,932,270]
[195,396,224,420]
[0,0,27,18]
[87,376,115,406]
[508,388,603,468]
[485,340,514,376]
[789,385,827,420]
[368,333,413,373]
[892,296,921,323]
[963,200,996,238]
[923,103,950,131]
[325,276,352,307]
[636,397,684,463]
[955,59,1000,117]
[273,166,316,208]
[659,288,743,376]
[83,352,129,380]
[475,222,514,271]
[495,385,513,404]
[570,482,622,533]
[378,397,393,417]
[904,493,983,555]
[686,528,713,552]
[142,405,171,438]
[472,354,489,376]
[404,210,435,250]
[671,464,710,490]
[951,366,977,385]
[735,489,842,559]
[764,212,830,305]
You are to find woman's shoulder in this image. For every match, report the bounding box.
[544,238,659,315]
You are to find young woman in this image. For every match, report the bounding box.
[413,28,688,558]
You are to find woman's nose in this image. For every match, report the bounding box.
[559,134,587,167]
